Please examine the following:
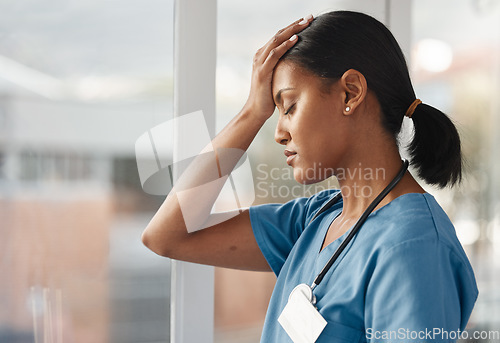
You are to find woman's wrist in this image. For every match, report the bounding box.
[239,103,273,128]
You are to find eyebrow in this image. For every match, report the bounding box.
[274,87,295,104]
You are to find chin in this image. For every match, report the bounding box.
[293,168,327,185]
[292,160,337,185]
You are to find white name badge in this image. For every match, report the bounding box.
[278,284,327,343]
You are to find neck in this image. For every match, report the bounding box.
[335,151,419,219]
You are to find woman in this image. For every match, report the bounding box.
[142,11,478,342]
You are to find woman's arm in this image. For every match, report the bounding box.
[141,15,313,271]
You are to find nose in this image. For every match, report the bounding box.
[274,116,291,145]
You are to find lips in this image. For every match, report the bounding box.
[284,149,297,165]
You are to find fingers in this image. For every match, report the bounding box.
[245,14,314,120]
[270,14,313,46]
[262,34,298,67]
[255,14,314,65]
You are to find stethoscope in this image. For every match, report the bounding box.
[289,159,410,305]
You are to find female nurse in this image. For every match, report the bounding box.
[142,11,478,342]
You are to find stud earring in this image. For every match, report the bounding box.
[345,106,351,112]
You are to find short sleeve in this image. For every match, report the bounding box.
[249,190,338,276]
[364,239,478,342]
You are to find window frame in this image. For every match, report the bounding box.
[171,0,216,343]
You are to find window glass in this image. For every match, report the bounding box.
[0,1,174,342]
[412,0,500,338]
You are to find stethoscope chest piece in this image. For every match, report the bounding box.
[289,283,316,305]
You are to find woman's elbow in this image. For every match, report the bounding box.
[141,228,172,258]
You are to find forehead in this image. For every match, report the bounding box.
[273,62,309,91]
[272,61,331,99]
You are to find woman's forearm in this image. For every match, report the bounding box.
[141,107,267,255]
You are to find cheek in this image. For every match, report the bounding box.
[296,122,334,156]
[298,129,347,172]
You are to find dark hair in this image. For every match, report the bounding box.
[282,11,462,188]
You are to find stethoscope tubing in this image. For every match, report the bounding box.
[310,159,409,290]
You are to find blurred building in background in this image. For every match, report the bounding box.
[0,1,173,342]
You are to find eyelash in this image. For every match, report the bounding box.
[284,104,296,115]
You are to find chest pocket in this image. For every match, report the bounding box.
[317,320,366,343]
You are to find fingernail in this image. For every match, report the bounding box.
[299,14,313,24]
[289,34,298,42]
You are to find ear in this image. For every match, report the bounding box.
[340,69,367,115]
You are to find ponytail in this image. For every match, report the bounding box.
[407,103,463,188]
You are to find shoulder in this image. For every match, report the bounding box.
[250,188,340,223]
[369,193,454,243]
[248,189,341,275]
[364,193,478,298]
[366,192,475,276]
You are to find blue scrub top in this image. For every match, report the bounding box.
[249,189,478,342]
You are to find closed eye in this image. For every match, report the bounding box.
[284,103,296,115]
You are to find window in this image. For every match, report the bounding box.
[5,2,493,342]
[0,1,174,342]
